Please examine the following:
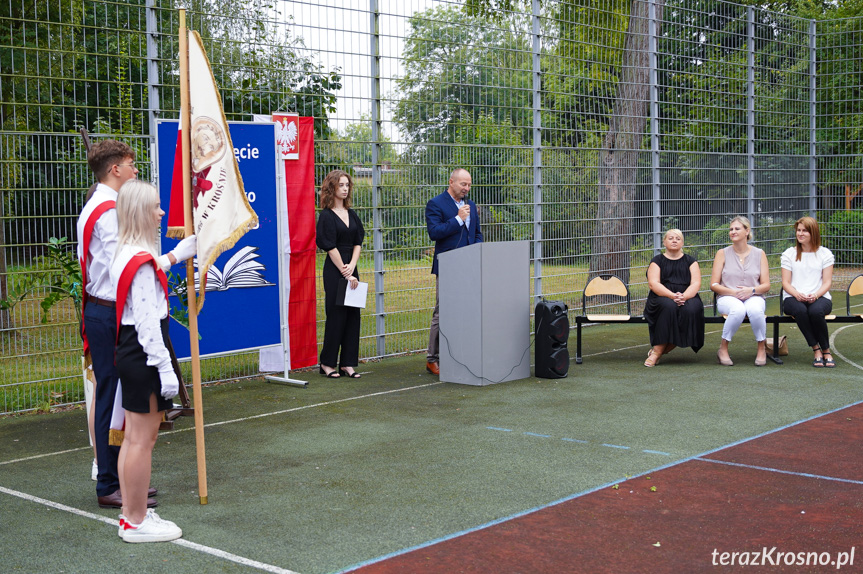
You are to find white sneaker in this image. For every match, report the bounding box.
[91,459,98,481]
[120,509,182,543]
[118,515,125,538]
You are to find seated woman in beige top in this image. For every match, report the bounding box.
[709,216,770,366]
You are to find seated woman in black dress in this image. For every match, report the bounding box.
[643,228,705,367]
[316,170,365,378]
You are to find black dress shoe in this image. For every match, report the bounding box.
[97,489,158,509]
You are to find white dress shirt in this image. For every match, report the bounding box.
[76,183,119,301]
[452,197,470,228]
[110,244,173,374]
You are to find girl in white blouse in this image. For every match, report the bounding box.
[780,216,835,368]
[110,181,184,542]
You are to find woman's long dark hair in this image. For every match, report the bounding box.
[319,169,353,210]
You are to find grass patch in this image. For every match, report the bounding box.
[4,254,861,414]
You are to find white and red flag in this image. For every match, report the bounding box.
[273,114,318,369]
[167,30,257,308]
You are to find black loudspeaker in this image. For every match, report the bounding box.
[535,300,570,378]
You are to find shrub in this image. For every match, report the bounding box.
[823,211,863,265]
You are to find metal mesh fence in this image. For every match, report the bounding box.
[1,0,861,413]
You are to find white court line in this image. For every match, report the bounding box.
[0,446,92,466]
[695,457,863,485]
[0,485,301,574]
[578,327,724,358]
[830,323,863,371]
[191,381,443,430]
[0,382,444,572]
[1,381,444,467]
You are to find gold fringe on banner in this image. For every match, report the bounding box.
[166,227,187,240]
[108,429,125,447]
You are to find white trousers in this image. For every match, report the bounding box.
[717,295,766,342]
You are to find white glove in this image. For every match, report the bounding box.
[170,235,197,263]
[159,369,180,399]
[156,254,172,270]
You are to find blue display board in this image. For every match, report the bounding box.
[156,120,280,359]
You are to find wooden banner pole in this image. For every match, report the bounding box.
[179,8,208,505]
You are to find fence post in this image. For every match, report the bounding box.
[369,0,386,357]
[649,0,661,253]
[809,19,817,216]
[747,7,755,224]
[532,0,543,305]
[146,0,160,142]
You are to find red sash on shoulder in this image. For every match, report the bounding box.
[79,200,115,357]
[115,252,169,342]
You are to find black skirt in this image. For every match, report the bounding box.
[116,317,175,414]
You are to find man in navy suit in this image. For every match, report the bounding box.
[425,168,483,375]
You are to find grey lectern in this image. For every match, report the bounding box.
[438,240,530,385]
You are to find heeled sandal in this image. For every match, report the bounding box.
[319,366,340,378]
[644,349,660,367]
[339,368,361,378]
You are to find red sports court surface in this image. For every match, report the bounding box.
[349,402,863,573]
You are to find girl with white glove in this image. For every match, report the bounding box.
[110,180,190,543]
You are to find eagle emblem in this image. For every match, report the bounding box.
[276,116,299,159]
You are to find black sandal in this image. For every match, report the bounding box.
[319,367,340,378]
[823,353,836,368]
[339,368,361,379]
[812,346,823,368]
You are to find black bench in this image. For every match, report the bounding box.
[574,274,863,365]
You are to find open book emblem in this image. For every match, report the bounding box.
[192,245,275,292]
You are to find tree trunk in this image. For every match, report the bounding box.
[590,0,664,286]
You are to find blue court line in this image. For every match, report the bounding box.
[601,443,630,450]
[486,427,512,432]
[524,432,552,438]
[696,457,863,486]
[337,397,863,574]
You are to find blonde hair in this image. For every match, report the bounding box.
[116,180,159,259]
[664,228,684,243]
[730,216,752,241]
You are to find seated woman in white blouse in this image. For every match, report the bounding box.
[780,216,836,368]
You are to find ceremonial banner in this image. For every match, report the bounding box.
[275,114,318,369]
[173,30,258,307]
[158,120,281,359]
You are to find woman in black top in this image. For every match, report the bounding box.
[643,228,705,367]
[316,170,365,378]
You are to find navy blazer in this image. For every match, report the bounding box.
[426,190,483,275]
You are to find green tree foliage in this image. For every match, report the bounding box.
[0,0,341,245]
[816,0,863,214]
[393,5,533,171]
[0,0,342,329]
[462,0,862,277]
[331,114,398,167]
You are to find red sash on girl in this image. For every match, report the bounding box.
[114,252,169,341]
[108,251,169,446]
[79,199,115,359]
